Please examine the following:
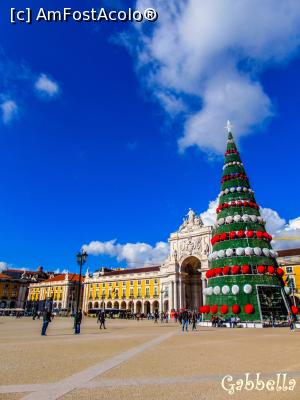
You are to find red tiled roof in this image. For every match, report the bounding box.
[277,248,300,257]
[102,266,160,276]
[0,273,11,280]
[42,273,83,283]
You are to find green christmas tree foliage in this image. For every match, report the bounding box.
[203,128,287,321]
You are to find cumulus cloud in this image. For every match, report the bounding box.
[35,74,60,98]
[122,0,300,153]
[201,197,300,249]
[0,100,18,124]
[0,261,9,272]
[82,239,169,267]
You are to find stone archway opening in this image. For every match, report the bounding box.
[144,301,150,314]
[152,300,159,313]
[136,301,142,313]
[121,301,126,310]
[113,301,119,309]
[180,256,202,311]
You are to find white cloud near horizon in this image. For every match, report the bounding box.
[82,239,169,267]
[122,0,300,153]
[0,100,18,124]
[0,261,10,272]
[35,74,60,98]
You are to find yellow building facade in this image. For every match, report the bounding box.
[27,273,81,312]
[277,248,300,304]
[83,266,161,314]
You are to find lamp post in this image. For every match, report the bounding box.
[76,250,88,315]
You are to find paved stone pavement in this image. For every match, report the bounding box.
[1,316,300,399]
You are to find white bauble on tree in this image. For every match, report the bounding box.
[263,248,270,257]
[243,187,247,192]
[234,214,241,222]
[243,284,252,294]
[222,285,230,295]
[237,186,242,192]
[225,188,229,194]
[230,187,235,193]
[242,214,249,222]
[236,247,245,256]
[218,250,225,258]
[206,287,213,296]
[232,285,240,295]
[250,215,257,222]
[226,216,233,224]
[254,247,262,256]
[213,286,221,295]
[245,247,253,256]
[226,248,234,257]
[218,218,225,225]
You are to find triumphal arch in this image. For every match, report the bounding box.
[160,209,212,311]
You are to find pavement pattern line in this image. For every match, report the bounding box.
[19,331,175,400]
[1,371,300,394]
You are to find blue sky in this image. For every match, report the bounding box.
[0,0,300,273]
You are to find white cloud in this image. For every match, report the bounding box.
[123,0,300,153]
[0,100,18,124]
[35,74,60,97]
[0,261,9,272]
[82,239,169,267]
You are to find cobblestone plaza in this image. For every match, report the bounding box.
[1,317,300,400]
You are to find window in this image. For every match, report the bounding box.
[146,280,150,285]
[137,288,141,297]
[154,287,158,296]
[138,280,141,285]
[146,287,150,297]
[130,288,134,296]
[286,267,293,273]
[130,280,134,286]
[154,279,158,284]
[122,289,126,297]
[109,282,112,286]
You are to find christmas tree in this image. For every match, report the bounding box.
[202,122,289,322]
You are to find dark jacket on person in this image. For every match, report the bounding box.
[43,310,52,323]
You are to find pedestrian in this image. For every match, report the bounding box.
[74,309,82,334]
[154,311,159,323]
[98,311,106,329]
[192,311,197,331]
[181,310,189,332]
[41,309,52,336]
[288,312,295,331]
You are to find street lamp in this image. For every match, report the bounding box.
[76,249,88,315]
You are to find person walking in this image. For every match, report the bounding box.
[98,311,106,329]
[192,311,197,331]
[288,312,295,332]
[181,310,189,332]
[74,309,82,334]
[41,309,52,336]
[154,311,159,323]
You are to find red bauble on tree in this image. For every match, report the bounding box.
[206,270,211,279]
[229,231,236,239]
[257,265,265,274]
[267,266,275,274]
[241,265,250,274]
[291,305,299,315]
[246,230,254,238]
[220,304,229,314]
[277,267,284,277]
[232,304,240,314]
[232,265,240,275]
[244,304,254,314]
[237,230,245,238]
[211,305,218,314]
[223,266,230,275]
